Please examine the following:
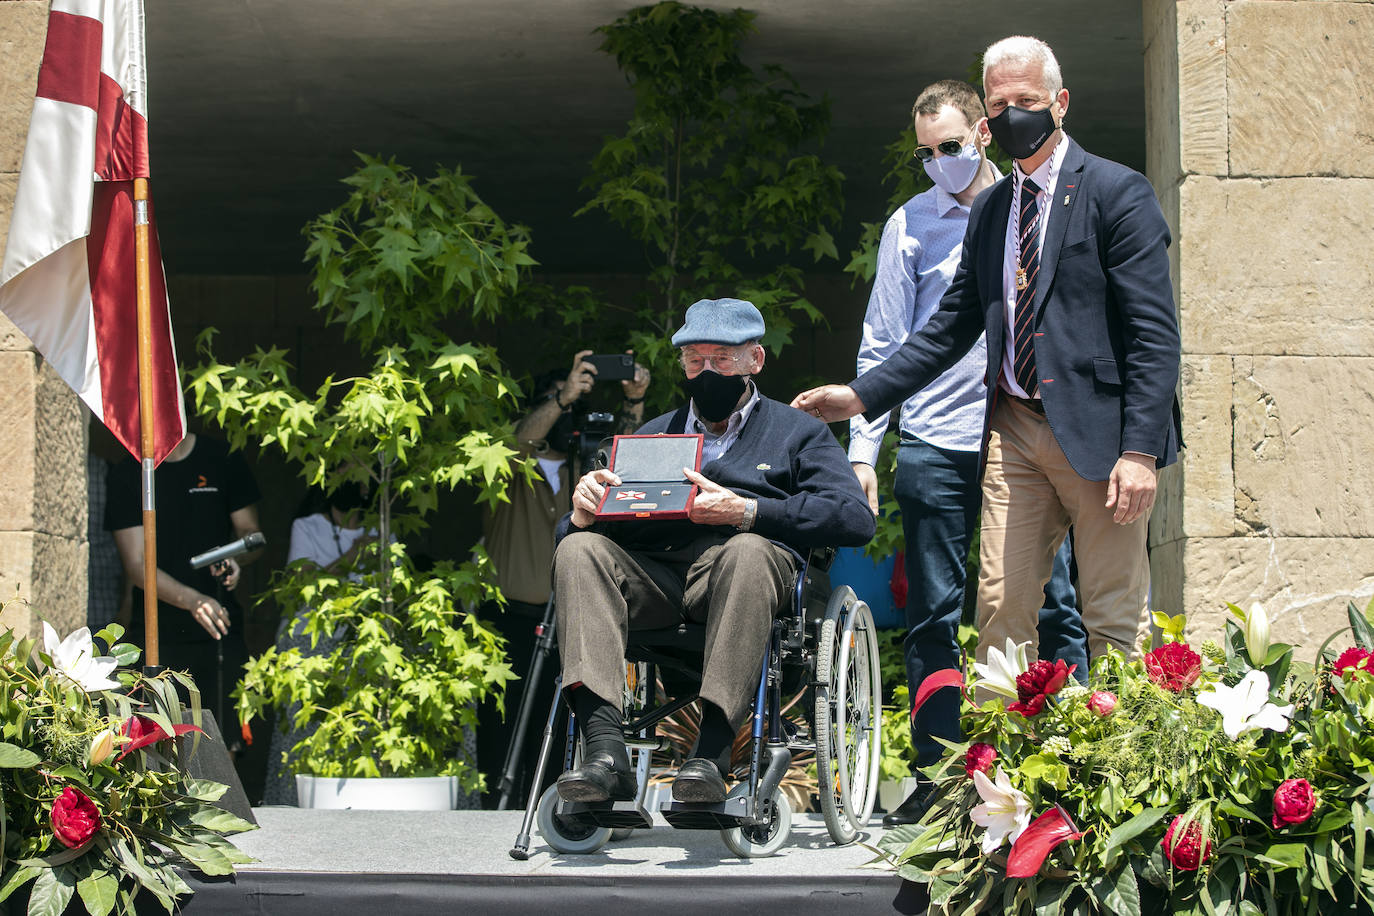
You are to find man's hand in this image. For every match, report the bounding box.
[570,467,622,529]
[683,468,749,526]
[851,463,879,516]
[560,349,598,406]
[790,385,866,423]
[190,593,229,640]
[210,557,241,590]
[1105,453,1158,525]
[621,352,650,402]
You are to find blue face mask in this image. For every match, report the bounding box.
[922,140,983,195]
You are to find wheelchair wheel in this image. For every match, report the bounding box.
[720,788,792,858]
[814,586,882,845]
[535,785,612,854]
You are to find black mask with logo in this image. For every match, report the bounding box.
[987,104,1058,161]
[682,370,748,423]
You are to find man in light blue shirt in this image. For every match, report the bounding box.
[847,80,1085,826]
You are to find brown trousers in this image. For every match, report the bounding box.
[553,531,797,727]
[976,397,1153,670]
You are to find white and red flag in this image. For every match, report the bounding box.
[0,0,184,463]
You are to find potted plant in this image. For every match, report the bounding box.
[0,617,253,914]
[877,600,1374,914]
[190,156,536,807]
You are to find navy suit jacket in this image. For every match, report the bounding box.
[849,139,1181,482]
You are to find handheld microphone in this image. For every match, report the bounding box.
[190,531,266,570]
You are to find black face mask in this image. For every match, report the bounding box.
[987,104,1058,161]
[682,371,748,423]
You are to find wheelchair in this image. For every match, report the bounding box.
[508,547,881,859]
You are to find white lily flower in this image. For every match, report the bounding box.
[969,765,1033,854]
[1244,601,1271,667]
[1196,670,1293,741]
[972,638,1030,699]
[42,622,120,693]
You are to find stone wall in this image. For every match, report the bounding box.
[1144,0,1374,648]
[0,0,87,639]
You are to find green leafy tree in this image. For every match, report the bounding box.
[576,1,845,410]
[188,155,534,784]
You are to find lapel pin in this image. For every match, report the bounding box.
[1063,195,1071,206]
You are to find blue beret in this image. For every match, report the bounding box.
[670,298,766,347]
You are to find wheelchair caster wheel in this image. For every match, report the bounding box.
[536,785,612,854]
[720,788,792,858]
[610,827,635,841]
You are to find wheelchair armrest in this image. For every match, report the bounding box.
[806,546,836,573]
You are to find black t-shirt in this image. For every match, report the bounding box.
[105,436,261,644]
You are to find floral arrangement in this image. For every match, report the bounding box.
[1,620,253,915]
[879,600,1374,915]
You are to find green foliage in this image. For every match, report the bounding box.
[234,547,510,783]
[876,607,1374,915]
[1,618,253,915]
[577,1,845,412]
[190,155,527,784]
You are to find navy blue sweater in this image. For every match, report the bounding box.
[570,394,875,555]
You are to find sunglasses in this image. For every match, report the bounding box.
[912,132,974,163]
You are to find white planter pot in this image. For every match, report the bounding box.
[295,774,460,810]
[878,777,918,814]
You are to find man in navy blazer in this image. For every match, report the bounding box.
[795,35,1181,682]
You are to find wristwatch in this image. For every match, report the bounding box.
[737,498,758,532]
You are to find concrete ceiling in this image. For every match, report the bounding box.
[146,0,1145,276]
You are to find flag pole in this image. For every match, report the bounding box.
[133,176,159,667]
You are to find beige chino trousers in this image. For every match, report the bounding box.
[975,397,1153,671]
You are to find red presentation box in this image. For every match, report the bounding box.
[594,433,704,521]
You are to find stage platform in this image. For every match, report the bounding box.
[174,808,926,914]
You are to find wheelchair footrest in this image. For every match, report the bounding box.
[563,800,654,830]
[660,795,752,830]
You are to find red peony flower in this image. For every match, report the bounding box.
[1161,815,1211,871]
[1145,642,1203,692]
[964,743,998,777]
[1271,778,1315,829]
[1332,647,1374,680]
[50,786,101,849]
[1087,690,1117,717]
[1007,659,1075,716]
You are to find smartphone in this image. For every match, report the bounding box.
[583,353,636,382]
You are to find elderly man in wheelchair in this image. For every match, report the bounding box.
[526,297,876,855]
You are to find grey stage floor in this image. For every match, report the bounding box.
[233,807,890,878]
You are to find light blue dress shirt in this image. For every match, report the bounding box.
[848,171,999,465]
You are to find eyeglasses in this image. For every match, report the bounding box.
[913,131,974,163]
[679,350,747,373]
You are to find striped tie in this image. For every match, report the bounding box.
[1013,177,1041,397]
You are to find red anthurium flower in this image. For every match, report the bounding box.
[1271,778,1315,829]
[118,715,203,759]
[1007,659,1075,717]
[1006,805,1084,878]
[51,786,102,848]
[910,668,966,721]
[1333,647,1374,680]
[1144,643,1203,692]
[964,743,998,778]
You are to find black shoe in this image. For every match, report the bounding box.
[672,757,728,803]
[556,751,637,803]
[882,780,938,828]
